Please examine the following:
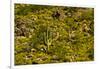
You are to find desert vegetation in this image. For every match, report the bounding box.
[14,4,94,65]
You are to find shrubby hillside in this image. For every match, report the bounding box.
[14,4,94,65]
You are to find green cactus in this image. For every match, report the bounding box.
[43,26,52,52]
[43,26,60,52]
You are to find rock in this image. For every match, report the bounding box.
[52,55,59,60]
[31,48,37,52]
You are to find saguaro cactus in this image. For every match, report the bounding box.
[44,27,52,52]
[43,26,59,52]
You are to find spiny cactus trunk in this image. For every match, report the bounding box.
[43,26,52,52]
[43,26,59,53]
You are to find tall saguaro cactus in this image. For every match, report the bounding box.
[43,26,59,52]
[44,26,52,52]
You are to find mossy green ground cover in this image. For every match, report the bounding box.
[14,4,94,65]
